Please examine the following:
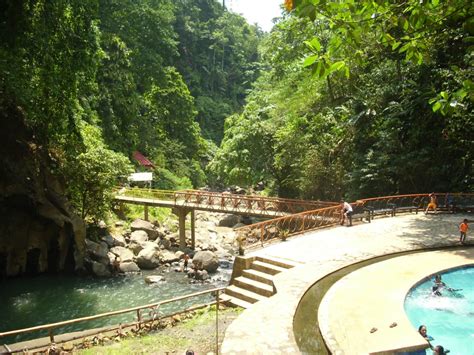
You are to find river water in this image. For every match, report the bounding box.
[0,263,232,344]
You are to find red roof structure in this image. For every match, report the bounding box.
[132,151,155,169]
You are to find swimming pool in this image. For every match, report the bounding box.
[404,266,474,355]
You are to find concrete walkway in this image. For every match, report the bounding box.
[221,213,473,354]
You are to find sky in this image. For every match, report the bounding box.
[227,0,284,32]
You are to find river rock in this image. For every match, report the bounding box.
[195,269,209,281]
[159,238,171,249]
[130,230,148,243]
[145,275,165,284]
[136,247,160,269]
[130,219,159,240]
[164,232,178,244]
[129,240,158,255]
[101,233,126,248]
[110,246,134,262]
[218,214,240,227]
[85,239,109,265]
[159,250,179,264]
[175,251,184,260]
[91,261,111,277]
[192,250,219,273]
[119,261,140,273]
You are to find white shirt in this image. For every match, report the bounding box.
[343,202,353,212]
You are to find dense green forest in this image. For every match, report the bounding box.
[0,0,261,221]
[1,0,473,223]
[211,0,474,200]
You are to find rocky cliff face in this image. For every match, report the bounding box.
[0,101,85,277]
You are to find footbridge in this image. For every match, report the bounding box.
[113,188,337,248]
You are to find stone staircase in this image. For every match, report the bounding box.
[220,256,297,309]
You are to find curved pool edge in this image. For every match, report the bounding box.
[317,249,474,354]
[220,213,473,354]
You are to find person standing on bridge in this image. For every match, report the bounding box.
[340,199,353,226]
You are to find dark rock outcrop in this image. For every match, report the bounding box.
[0,101,86,277]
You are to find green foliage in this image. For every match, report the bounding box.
[153,168,193,191]
[63,123,133,221]
[173,0,262,143]
[290,0,474,114]
[122,205,172,224]
[212,0,473,200]
[0,0,101,142]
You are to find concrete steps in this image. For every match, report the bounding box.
[223,256,297,309]
[219,293,254,309]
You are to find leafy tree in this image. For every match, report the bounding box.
[63,123,133,222]
[173,0,262,143]
[0,0,101,142]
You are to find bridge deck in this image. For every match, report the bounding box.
[114,195,289,218]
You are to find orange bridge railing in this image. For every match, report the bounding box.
[115,187,338,216]
[236,193,474,249]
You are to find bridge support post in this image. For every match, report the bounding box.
[144,205,149,221]
[172,207,195,250]
[190,210,195,249]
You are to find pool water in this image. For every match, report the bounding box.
[404,266,474,355]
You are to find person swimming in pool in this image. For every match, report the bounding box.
[431,274,462,297]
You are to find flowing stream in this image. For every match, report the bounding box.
[0,263,232,344]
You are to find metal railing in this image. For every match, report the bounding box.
[115,187,338,216]
[236,192,474,249]
[0,287,226,354]
[236,205,341,248]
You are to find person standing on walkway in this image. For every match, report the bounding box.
[425,193,437,214]
[459,218,469,244]
[340,199,353,226]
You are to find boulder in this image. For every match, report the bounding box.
[175,251,184,260]
[85,239,109,265]
[91,261,111,277]
[129,240,158,255]
[110,246,134,262]
[136,247,161,269]
[159,250,179,264]
[195,269,209,281]
[101,233,126,248]
[130,219,159,240]
[145,275,165,284]
[192,250,219,273]
[164,232,178,244]
[159,238,171,249]
[218,214,240,227]
[111,234,126,247]
[130,230,148,243]
[119,262,140,273]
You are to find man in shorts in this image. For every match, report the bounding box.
[340,199,353,226]
[425,193,437,214]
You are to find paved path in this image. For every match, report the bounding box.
[221,213,473,354]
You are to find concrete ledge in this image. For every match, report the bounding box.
[319,249,474,354]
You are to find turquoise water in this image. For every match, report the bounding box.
[0,266,231,344]
[404,266,474,355]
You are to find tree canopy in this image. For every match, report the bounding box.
[210,0,473,199]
